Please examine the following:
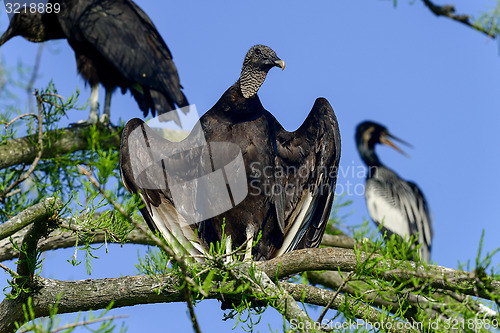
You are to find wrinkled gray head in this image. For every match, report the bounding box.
[239,45,285,98]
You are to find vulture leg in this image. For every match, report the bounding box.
[243,227,254,261]
[100,88,112,125]
[224,236,233,264]
[88,83,99,124]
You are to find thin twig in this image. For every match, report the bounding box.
[17,315,129,333]
[0,90,44,200]
[0,52,6,94]
[317,270,355,323]
[0,263,19,278]
[4,188,21,199]
[1,113,38,128]
[26,44,44,114]
[78,166,203,333]
[42,93,65,100]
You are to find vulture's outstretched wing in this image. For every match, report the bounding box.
[270,97,341,256]
[58,0,188,114]
[119,118,207,261]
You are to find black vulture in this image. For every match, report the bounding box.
[120,45,341,261]
[0,0,188,124]
[355,121,433,261]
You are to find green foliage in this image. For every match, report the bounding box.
[475,4,500,38]
[15,298,127,333]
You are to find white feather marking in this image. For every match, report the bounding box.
[146,195,206,262]
[365,184,411,237]
[274,190,314,257]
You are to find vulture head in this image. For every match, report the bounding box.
[0,11,64,46]
[0,13,45,45]
[239,45,285,98]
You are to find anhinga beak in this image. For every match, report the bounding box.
[274,59,285,70]
[381,132,412,157]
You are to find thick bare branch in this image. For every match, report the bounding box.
[320,234,359,249]
[0,274,396,333]
[0,275,186,333]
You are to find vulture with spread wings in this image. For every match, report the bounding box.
[120,45,341,261]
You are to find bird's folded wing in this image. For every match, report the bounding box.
[366,176,432,260]
[59,0,185,104]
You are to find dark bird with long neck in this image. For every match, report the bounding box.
[356,121,433,261]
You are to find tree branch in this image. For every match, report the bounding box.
[0,275,186,333]
[0,219,342,264]
[307,271,445,322]
[0,216,153,263]
[0,125,122,170]
[320,234,360,249]
[0,197,63,242]
[15,199,63,282]
[0,91,44,200]
[26,45,44,114]
[3,221,499,305]
[0,274,401,333]
[257,248,500,302]
[421,0,497,38]
[281,282,411,333]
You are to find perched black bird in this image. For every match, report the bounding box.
[120,45,341,261]
[0,0,188,124]
[355,121,433,261]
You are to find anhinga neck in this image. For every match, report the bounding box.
[358,143,383,168]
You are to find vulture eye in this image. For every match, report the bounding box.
[255,48,262,55]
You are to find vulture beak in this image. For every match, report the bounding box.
[274,59,286,70]
[381,132,412,157]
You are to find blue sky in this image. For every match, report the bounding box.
[1,0,500,331]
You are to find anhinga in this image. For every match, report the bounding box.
[120,45,341,261]
[0,0,188,125]
[355,121,433,261]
